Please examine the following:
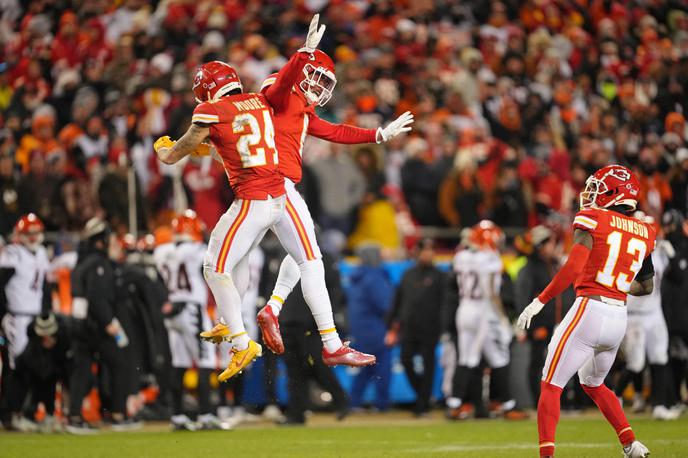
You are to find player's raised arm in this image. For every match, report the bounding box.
[517,228,592,329]
[154,123,210,165]
[264,14,325,113]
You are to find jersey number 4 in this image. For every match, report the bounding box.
[595,231,646,293]
[232,110,277,168]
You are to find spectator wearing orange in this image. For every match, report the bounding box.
[636,146,673,220]
[15,115,62,173]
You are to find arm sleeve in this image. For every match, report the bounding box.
[308,114,377,144]
[537,243,591,304]
[264,52,310,114]
[635,253,655,282]
[192,102,220,125]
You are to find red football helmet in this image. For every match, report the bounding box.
[172,209,204,242]
[192,61,242,103]
[13,213,45,250]
[580,165,640,210]
[299,50,336,106]
[468,220,504,251]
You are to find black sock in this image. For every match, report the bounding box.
[197,369,212,416]
[171,368,186,416]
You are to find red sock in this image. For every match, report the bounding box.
[581,384,636,446]
[538,381,562,457]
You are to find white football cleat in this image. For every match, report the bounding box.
[623,440,650,458]
[652,405,680,421]
[632,394,646,413]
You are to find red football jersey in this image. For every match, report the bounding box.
[572,207,656,301]
[192,93,284,200]
[260,71,377,184]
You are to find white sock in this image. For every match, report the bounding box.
[299,259,342,352]
[204,267,248,350]
[267,255,301,315]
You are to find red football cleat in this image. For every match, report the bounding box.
[257,306,284,355]
[322,342,376,367]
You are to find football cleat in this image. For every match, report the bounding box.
[652,405,680,421]
[198,414,232,431]
[257,306,284,354]
[446,403,474,421]
[199,322,230,344]
[322,341,376,367]
[218,340,262,382]
[623,440,650,458]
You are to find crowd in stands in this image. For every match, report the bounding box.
[1,0,687,251]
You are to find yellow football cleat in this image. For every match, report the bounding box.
[199,322,230,344]
[218,340,262,382]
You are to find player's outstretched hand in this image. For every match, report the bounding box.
[299,14,326,54]
[517,297,545,329]
[377,111,414,143]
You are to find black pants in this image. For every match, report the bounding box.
[527,328,552,402]
[69,336,127,420]
[400,338,436,413]
[282,324,348,422]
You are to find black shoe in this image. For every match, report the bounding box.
[336,406,350,421]
[66,418,99,435]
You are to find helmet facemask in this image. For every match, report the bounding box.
[579,176,606,209]
[18,231,45,252]
[299,64,336,106]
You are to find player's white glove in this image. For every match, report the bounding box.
[376,111,414,143]
[517,297,545,330]
[299,14,326,54]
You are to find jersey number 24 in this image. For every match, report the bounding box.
[232,110,277,168]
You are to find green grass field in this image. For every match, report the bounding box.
[2,413,687,457]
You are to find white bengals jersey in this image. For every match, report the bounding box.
[626,244,669,315]
[0,243,50,315]
[154,241,207,305]
[453,248,503,307]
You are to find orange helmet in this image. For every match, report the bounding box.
[13,213,45,250]
[468,220,504,251]
[172,209,204,242]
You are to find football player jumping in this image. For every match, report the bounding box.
[200,23,413,360]
[155,15,375,382]
[518,165,654,458]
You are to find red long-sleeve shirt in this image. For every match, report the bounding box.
[260,62,377,184]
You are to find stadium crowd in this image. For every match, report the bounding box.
[1,0,688,433]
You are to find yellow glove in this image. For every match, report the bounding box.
[154,136,175,153]
[191,142,212,157]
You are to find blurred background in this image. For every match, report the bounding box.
[1,0,688,433]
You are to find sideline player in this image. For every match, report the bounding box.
[203,42,413,358]
[518,165,654,458]
[153,210,226,430]
[0,214,50,432]
[155,16,374,381]
[446,221,518,419]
